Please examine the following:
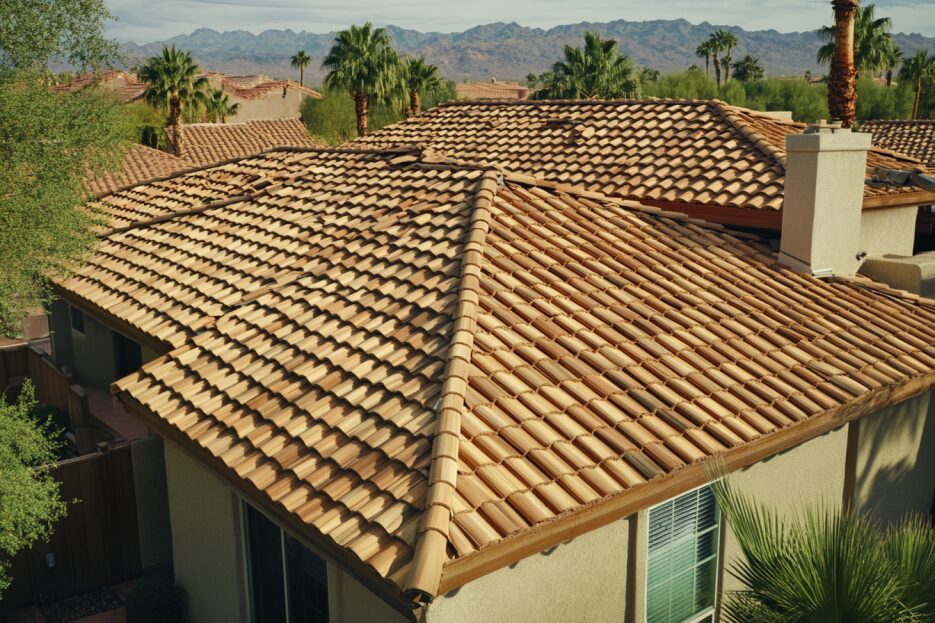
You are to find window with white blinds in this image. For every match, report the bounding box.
[646,485,720,623]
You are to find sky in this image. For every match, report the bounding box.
[104,0,935,43]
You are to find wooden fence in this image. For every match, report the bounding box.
[0,445,143,611]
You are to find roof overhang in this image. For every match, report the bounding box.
[862,190,935,211]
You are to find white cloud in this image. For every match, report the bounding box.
[103,0,935,42]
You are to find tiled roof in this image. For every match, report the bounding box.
[862,120,935,167]
[50,70,147,102]
[202,72,323,100]
[89,145,194,196]
[455,82,530,100]
[166,118,322,167]
[358,99,934,228]
[76,147,935,604]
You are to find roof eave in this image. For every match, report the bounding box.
[862,190,935,211]
[435,370,935,596]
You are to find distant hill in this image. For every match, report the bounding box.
[120,19,935,84]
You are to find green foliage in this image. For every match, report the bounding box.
[126,573,188,623]
[204,88,240,123]
[138,45,210,143]
[302,88,403,145]
[0,77,130,330]
[733,55,765,84]
[899,50,935,119]
[0,0,118,71]
[290,50,311,86]
[124,101,168,149]
[532,31,640,100]
[0,382,67,597]
[711,475,935,623]
[817,4,899,76]
[855,76,913,120]
[402,56,445,115]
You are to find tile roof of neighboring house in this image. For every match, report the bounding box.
[455,82,530,100]
[166,118,322,167]
[861,120,935,167]
[54,147,934,609]
[89,145,194,196]
[50,70,147,102]
[202,72,323,100]
[358,99,935,228]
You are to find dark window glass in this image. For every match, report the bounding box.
[286,534,329,623]
[70,306,85,334]
[245,504,287,623]
[114,332,142,378]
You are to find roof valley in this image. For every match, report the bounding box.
[404,171,499,601]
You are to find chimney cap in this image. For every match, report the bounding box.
[806,119,847,134]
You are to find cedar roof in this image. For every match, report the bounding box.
[166,118,322,166]
[71,147,935,606]
[358,99,934,228]
[862,120,935,167]
[89,144,194,196]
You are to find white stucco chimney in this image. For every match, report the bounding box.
[779,123,872,277]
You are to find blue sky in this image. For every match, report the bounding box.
[104,0,935,43]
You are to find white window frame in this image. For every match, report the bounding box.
[643,482,722,623]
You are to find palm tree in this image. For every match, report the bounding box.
[818,4,899,78]
[206,88,240,123]
[715,30,739,82]
[884,47,902,87]
[401,56,443,117]
[899,50,935,120]
[826,0,859,127]
[711,476,935,622]
[138,45,209,155]
[540,31,640,100]
[695,40,715,78]
[706,33,725,87]
[290,50,311,87]
[525,72,538,88]
[322,22,400,137]
[733,54,764,83]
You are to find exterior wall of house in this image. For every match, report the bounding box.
[329,565,411,623]
[860,206,918,257]
[49,300,75,372]
[132,436,173,570]
[423,515,631,623]
[719,425,849,594]
[854,392,935,523]
[228,91,308,122]
[860,250,935,297]
[164,442,250,623]
[67,307,118,389]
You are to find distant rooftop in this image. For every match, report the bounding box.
[861,120,935,167]
[166,118,322,166]
[455,80,530,100]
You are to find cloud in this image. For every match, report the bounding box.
[103,0,935,42]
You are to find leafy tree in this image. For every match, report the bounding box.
[733,55,765,84]
[898,50,935,120]
[818,4,899,79]
[712,475,935,623]
[884,46,902,87]
[322,22,400,137]
[534,31,639,100]
[401,56,444,116]
[525,72,539,88]
[205,87,240,123]
[138,45,210,155]
[856,76,912,120]
[639,67,660,84]
[290,50,311,87]
[0,382,68,597]
[0,0,128,332]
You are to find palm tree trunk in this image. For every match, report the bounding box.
[169,93,184,156]
[408,90,421,117]
[705,56,709,77]
[725,51,732,82]
[885,68,892,87]
[913,77,922,120]
[828,0,858,127]
[300,67,304,87]
[713,57,722,88]
[354,91,369,137]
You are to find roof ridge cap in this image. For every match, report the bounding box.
[404,171,497,604]
[711,100,788,170]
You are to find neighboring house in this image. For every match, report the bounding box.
[50,70,147,103]
[359,99,934,234]
[53,71,321,121]
[862,119,935,167]
[47,132,935,623]
[200,73,323,122]
[165,118,322,167]
[455,80,530,100]
[89,144,194,196]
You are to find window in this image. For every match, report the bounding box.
[646,486,720,623]
[114,332,142,378]
[244,503,329,623]
[70,306,85,334]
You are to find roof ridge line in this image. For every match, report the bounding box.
[437,97,714,108]
[710,100,788,170]
[404,170,498,604]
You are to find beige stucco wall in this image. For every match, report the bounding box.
[720,425,849,593]
[854,392,935,523]
[329,563,411,623]
[164,442,250,623]
[228,91,308,122]
[860,206,918,258]
[424,514,630,623]
[860,250,935,297]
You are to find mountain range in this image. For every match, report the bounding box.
[120,19,935,84]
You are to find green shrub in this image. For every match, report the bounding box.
[856,76,913,120]
[125,573,187,623]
